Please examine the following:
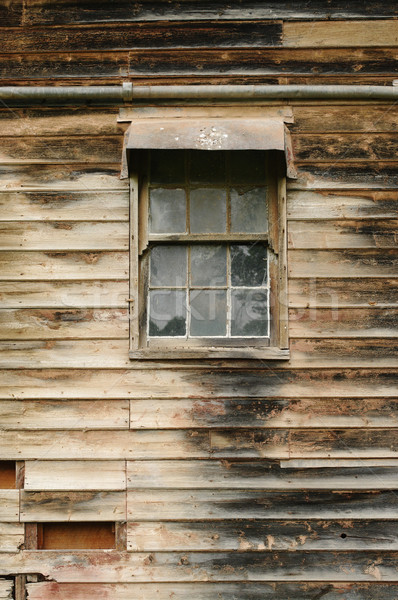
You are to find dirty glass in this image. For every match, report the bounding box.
[190,188,226,233]
[149,289,186,336]
[231,244,267,286]
[150,245,187,287]
[190,290,227,337]
[189,150,226,184]
[149,188,186,233]
[230,188,268,233]
[150,150,186,184]
[231,289,268,336]
[191,245,227,287]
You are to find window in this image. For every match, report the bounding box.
[129,148,288,360]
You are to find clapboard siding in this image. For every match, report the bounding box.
[0,5,397,597]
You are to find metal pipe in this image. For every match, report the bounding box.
[0,82,397,105]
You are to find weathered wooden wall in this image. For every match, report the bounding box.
[0,1,397,598]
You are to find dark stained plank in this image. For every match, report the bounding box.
[0,1,22,26]
[288,219,398,249]
[127,489,398,520]
[0,21,283,52]
[0,52,128,80]
[23,582,398,600]
[129,397,398,428]
[0,135,123,163]
[20,491,126,521]
[292,133,398,162]
[0,368,396,399]
[127,519,398,551]
[22,1,398,25]
[289,308,398,337]
[291,105,398,133]
[290,162,398,189]
[287,191,398,220]
[128,48,398,76]
[289,249,398,277]
[289,278,398,308]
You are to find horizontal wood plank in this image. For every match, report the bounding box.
[0,309,128,339]
[293,133,398,162]
[288,278,398,308]
[289,308,398,337]
[20,491,126,521]
[0,491,19,522]
[289,249,398,277]
[127,519,398,551]
[0,136,123,164]
[290,163,398,190]
[23,582,398,600]
[0,191,128,221]
[0,400,129,430]
[0,251,129,280]
[0,579,12,600]
[0,368,396,399]
[129,397,398,429]
[0,523,24,553]
[0,281,128,309]
[288,220,398,249]
[287,190,398,220]
[127,489,398,520]
[284,20,398,47]
[25,460,126,490]
[0,222,128,251]
[127,460,398,489]
[291,105,398,133]
[2,549,398,582]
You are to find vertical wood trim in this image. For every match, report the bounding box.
[24,523,39,550]
[14,575,26,600]
[115,522,127,551]
[278,156,289,349]
[16,462,25,490]
[130,156,139,351]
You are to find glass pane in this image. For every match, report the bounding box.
[189,150,225,184]
[231,188,268,233]
[149,188,186,233]
[149,289,186,337]
[190,188,226,233]
[231,244,267,287]
[230,151,266,184]
[150,150,185,184]
[191,245,227,287]
[190,290,227,337]
[231,289,269,336]
[150,246,187,287]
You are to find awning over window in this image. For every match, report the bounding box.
[120,111,296,179]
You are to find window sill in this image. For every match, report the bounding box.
[129,347,290,361]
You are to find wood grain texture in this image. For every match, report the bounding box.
[2,550,397,582]
[289,163,398,189]
[291,105,398,133]
[20,491,126,521]
[293,133,398,162]
[127,489,398,520]
[289,249,398,277]
[288,278,398,308]
[0,580,12,600]
[0,400,129,430]
[0,491,19,522]
[0,251,129,280]
[288,219,398,249]
[284,20,398,47]
[25,460,126,490]
[127,519,398,551]
[0,523,24,553]
[0,369,396,399]
[127,460,398,489]
[0,191,128,221]
[129,397,398,429]
[23,582,398,600]
[289,308,398,337]
[0,222,128,251]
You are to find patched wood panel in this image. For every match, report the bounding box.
[127,519,398,551]
[0,523,24,553]
[127,489,398,520]
[0,191,128,221]
[284,20,398,47]
[0,400,129,430]
[129,397,398,429]
[20,491,126,521]
[22,582,398,600]
[0,252,129,280]
[25,460,126,490]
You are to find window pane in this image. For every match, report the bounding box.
[230,151,266,184]
[231,289,268,336]
[231,244,267,287]
[189,150,226,184]
[149,188,186,233]
[190,290,227,337]
[231,188,268,233]
[190,188,226,233]
[150,246,187,287]
[150,150,185,184]
[149,290,186,336]
[191,245,227,287]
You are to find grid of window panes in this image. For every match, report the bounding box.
[147,150,269,338]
